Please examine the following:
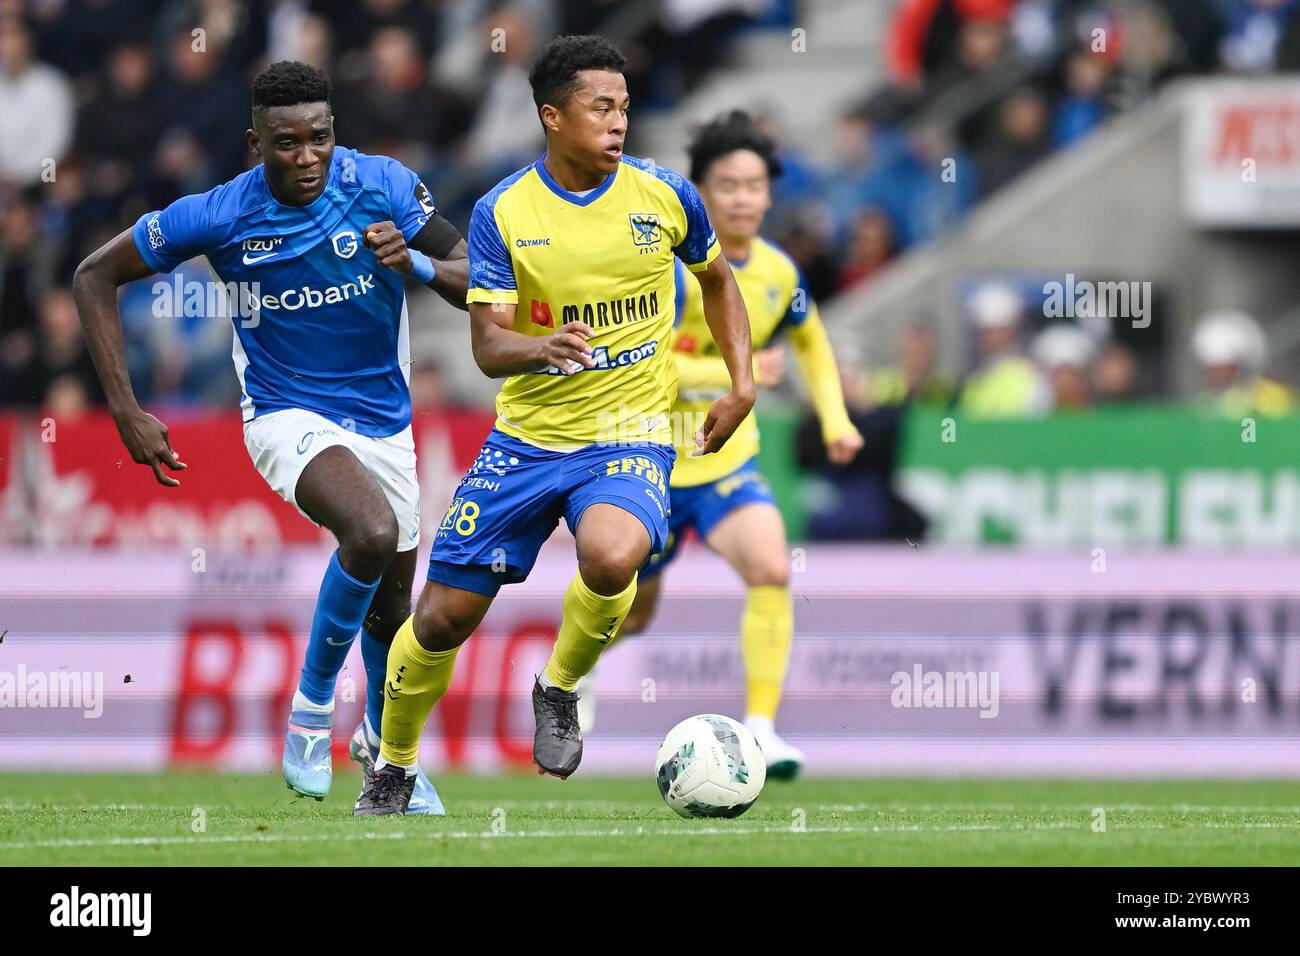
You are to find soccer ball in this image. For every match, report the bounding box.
[655,714,766,818]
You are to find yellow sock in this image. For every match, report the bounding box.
[378,615,459,767]
[604,610,635,650]
[742,585,794,721]
[544,571,637,690]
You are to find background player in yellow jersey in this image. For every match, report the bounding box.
[354,37,756,814]
[586,111,864,779]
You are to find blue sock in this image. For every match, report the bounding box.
[297,551,381,706]
[360,628,389,738]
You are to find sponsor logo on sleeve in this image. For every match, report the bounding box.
[414,181,437,217]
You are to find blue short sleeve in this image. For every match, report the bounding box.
[384,159,438,241]
[465,196,517,304]
[131,193,217,274]
[667,174,719,271]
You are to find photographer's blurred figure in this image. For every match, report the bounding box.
[1031,324,1097,412]
[1092,341,1140,405]
[957,280,1049,418]
[1192,310,1295,418]
[864,321,953,407]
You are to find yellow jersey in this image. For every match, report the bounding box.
[465,154,720,450]
[671,236,857,486]
[957,355,1048,419]
[1210,377,1298,418]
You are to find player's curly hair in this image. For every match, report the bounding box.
[251,60,331,113]
[528,35,626,127]
[687,110,783,183]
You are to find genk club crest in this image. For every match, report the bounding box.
[332,230,359,259]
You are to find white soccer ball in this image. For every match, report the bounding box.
[655,714,766,818]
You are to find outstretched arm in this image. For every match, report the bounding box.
[73,229,188,486]
[787,311,864,465]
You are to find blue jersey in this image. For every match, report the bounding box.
[131,146,438,437]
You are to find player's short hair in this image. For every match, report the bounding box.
[687,110,784,183]
[528,35,626,126]
[251,60,331,115]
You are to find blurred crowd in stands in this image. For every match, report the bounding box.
[1,0,1298,429]
[767,0,1300,462]
[768,0,1300,304]
[0,0,784,414]
[833,279,1294,420]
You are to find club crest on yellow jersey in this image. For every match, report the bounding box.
[630,213,661,248]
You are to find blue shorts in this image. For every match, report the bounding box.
[427,428,676,596]
[641,459,777,579]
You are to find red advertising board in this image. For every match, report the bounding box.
[0,414,15,542]
[0,408,495,548]
[1184,79,1300,226]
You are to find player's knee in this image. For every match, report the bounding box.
[341,514,399,580]
[412,600,474,652]
[364,593,413,644]
[578,550,642,596]
[576,530,648,595]
[739,555,789,589]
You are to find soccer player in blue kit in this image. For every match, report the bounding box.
[73,62,468,814]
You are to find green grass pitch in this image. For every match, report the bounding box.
[2,772,1298,865]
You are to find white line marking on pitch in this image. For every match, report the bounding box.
[814,803,1300,814]
[0,822,1074,850]
[0,803,190,812]
[7,802,1298,816]
[5,817,1298,852]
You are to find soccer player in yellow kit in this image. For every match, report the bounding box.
[591,111,864,780]
[354,36,755,814]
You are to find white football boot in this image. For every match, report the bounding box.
[575,671,597,735]
[744,715,804,780]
